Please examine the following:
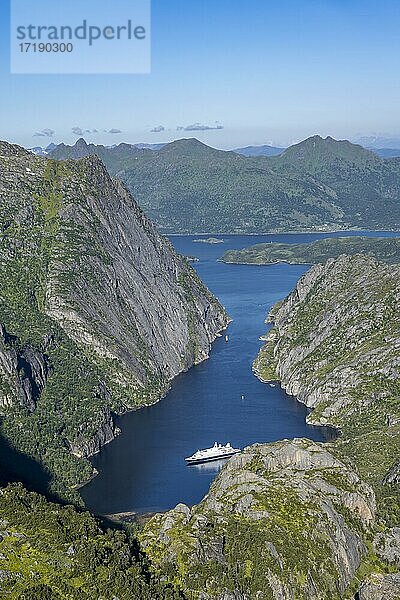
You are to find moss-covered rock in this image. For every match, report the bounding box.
[140,439,377,599]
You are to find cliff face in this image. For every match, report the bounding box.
[254,256,400,491]
[141,439,376,600]
[44,156,227,391]
[254,255,400,430]
[0,141,228,496]
[0,325,48,411]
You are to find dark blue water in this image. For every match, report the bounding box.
[81,231,399,514]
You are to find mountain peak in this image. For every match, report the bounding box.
[50,138,95,160]
[74,137,89,148]
[280,135,379,165]
[116,142,136,150]
[159,137,228,158]
[173,137,206,146]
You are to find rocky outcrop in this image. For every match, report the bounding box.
[0,141,228,493]
[141,439,376,600]
[0,324,48,411]
[383,462,400,484]
[66,407,120,458]
[357,573,400,599]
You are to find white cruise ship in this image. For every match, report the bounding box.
[185,442,241,465]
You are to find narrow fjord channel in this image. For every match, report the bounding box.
[81,232,392,515]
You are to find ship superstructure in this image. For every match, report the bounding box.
[185,442,241,465]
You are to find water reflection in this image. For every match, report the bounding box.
[189,459,228,473]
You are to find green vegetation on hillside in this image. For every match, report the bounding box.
[0,483,182,599]
[140,439,385,600]
[0,157,106,498]
[0,142,229,599]
[221,236,400,265]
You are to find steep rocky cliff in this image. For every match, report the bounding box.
[251,254,400,598]
[0,141,228,496]
[0,324,48,411]
[254,255,399,424]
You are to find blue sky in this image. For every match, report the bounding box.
[1,0,400,148]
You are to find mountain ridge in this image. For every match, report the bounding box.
[48,135,400,234]
[278,134,379,165]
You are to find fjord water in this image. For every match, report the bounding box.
[81,231,397,514]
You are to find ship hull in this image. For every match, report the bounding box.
[186,451,240,465]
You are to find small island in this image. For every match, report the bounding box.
[221,235,400,265]
[193,237,224,244]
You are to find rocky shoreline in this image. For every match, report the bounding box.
[78,322,230,489]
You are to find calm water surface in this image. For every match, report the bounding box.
[81,231,398,514]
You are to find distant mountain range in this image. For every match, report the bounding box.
[367,147,400,158]
[232,142,400,159]
[29,142,57,156]
[47,135,400,233]
[232,144,285,157]
[30,141,166,157]
[134,142,166,150]
[31,138,400,160]
[354,134,400,148]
